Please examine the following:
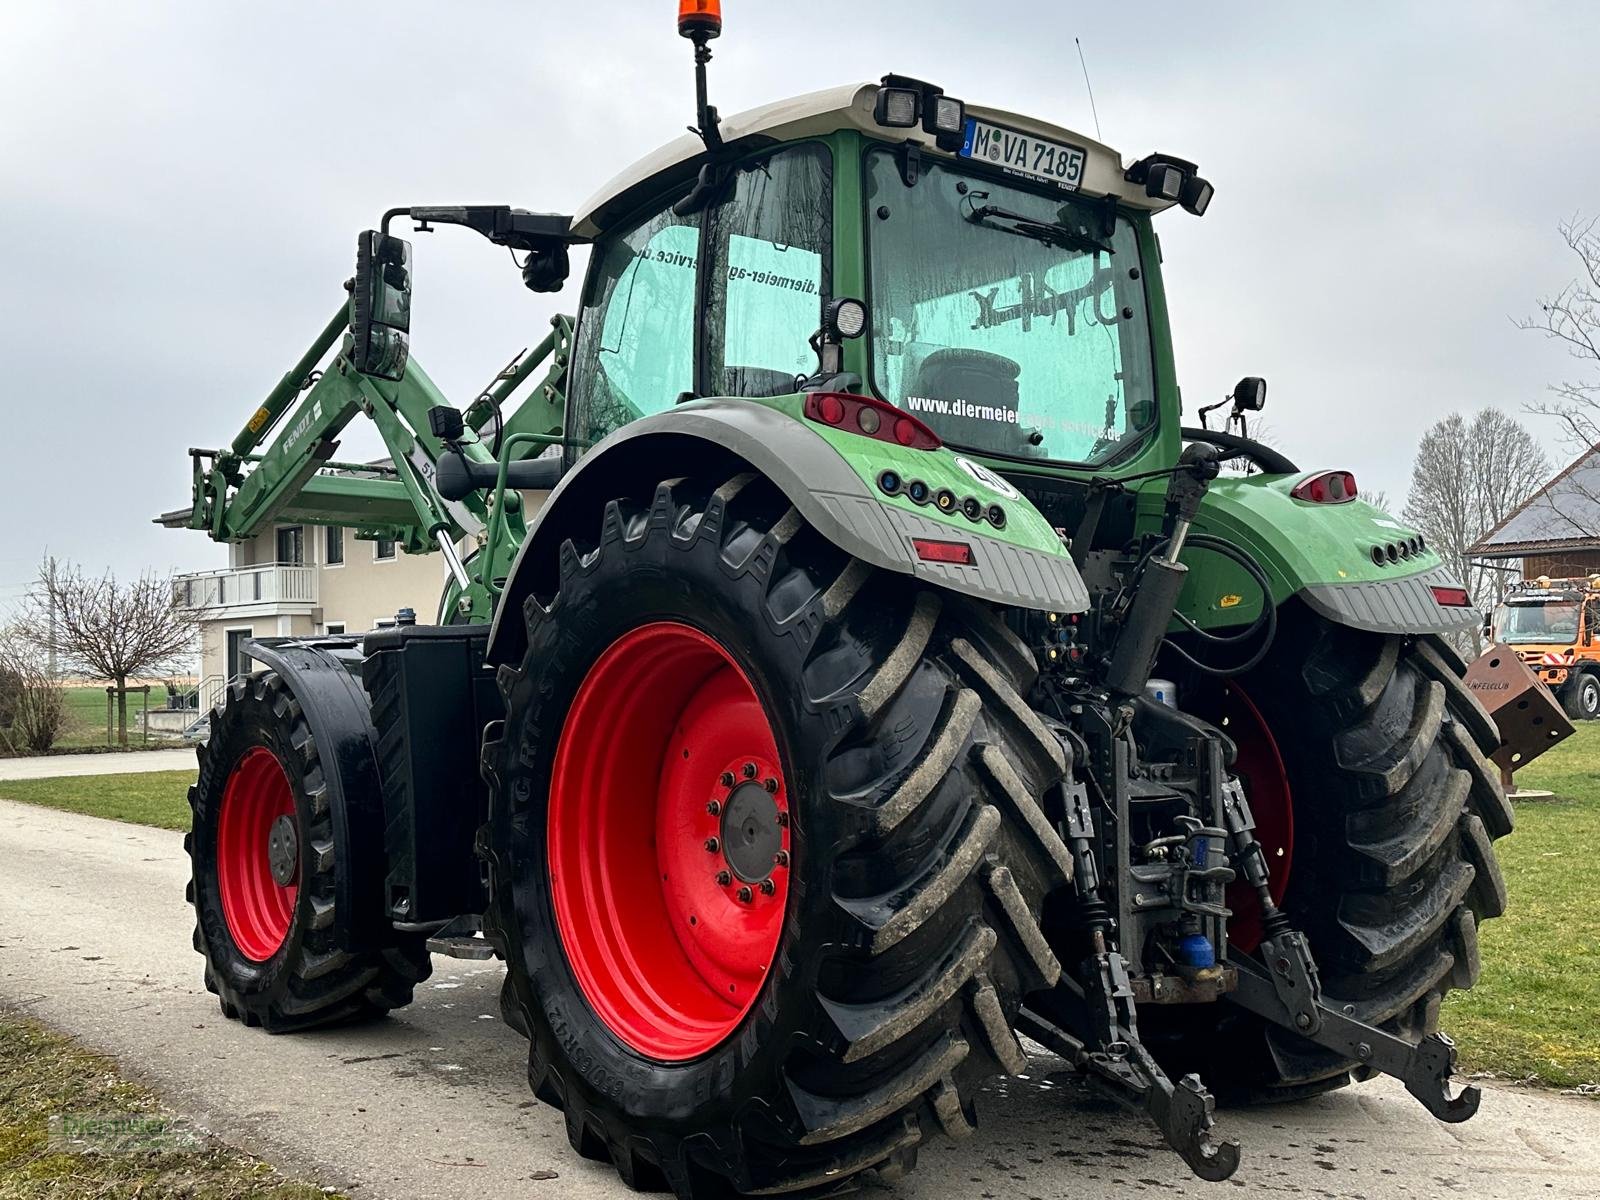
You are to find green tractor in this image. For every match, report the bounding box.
[168,6,1516,1192]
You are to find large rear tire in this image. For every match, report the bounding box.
[1155,605,1513,1100]
[482,472,1072,1197]
[186,672,432,1031]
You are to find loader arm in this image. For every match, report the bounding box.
[185,300,574,621]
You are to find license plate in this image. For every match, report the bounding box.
[959,118,1086,191]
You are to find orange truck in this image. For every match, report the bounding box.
[1491,576,1600,719]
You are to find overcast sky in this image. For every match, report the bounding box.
[2,1,1595,604]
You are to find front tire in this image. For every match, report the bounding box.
[186,672,432,1031]
[1560,671,1600,721]
[482,472,1072,1197]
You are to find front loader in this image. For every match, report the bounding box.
[165,5,1552,1192]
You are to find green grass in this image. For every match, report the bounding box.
[0,1010,340,1199]
[0,771,194,830]
[1443,720,1600,1088]
[51,685,178,751]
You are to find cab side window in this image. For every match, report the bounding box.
[567,142,833,450]
[706,143,833,398]
[569,208,700,451]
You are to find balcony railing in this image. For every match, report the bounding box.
[174,563,318,611]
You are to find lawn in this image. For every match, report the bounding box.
[0,1010,339,1199]
[0,771,195,830]
[53,684,177,750]
[1443,720,1600,1088]
[1,722,1595,1089]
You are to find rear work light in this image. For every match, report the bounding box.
[1290,470,1358,504]
[912,538,974,565]
[1431,585,1473,608]
[803,392,941,450]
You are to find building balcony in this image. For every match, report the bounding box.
[174,563,318,614]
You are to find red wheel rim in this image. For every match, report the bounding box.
[1211,684,1293,954]
[217,746,299,962]
[548,621,791,1060]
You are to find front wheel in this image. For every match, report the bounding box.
[1560,671,1600,721]
[186,672,431,1031]
[482,472,1072,1197]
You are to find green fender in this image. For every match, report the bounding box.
[1134,471,1479,636]
[485,395,1089,667]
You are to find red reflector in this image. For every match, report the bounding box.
[817,394,845,425]
[1290,470,1358,504]
[1431,585,1472,607]
[912,538,974,565]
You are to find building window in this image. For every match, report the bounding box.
[276,525,305,565]
[225,628,254,677]
[324,622,346,636]
[375,536,396,561]
[325,527,344,566]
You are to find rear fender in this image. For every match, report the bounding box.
[241,636,392,953]
[486,399,1089,666]
[1137,473,1480,636]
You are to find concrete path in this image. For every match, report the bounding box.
[1,797,1596,1199]
[0,747,194,780]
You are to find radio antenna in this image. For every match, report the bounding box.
[1075,37,1103,143]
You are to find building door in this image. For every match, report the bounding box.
[226,628,254,678]
[276,525,305,565]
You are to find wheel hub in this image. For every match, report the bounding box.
[267,813,299,886]
[720,780,782,882]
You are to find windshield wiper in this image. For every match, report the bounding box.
[964,202,1110,255]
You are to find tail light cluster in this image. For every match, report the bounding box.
[803,392,941,450]
[1290,470,1358,504]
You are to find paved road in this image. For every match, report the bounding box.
[2,797,1595,1199]
[0,747,194,780]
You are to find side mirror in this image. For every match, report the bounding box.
[350,231,412,381]
[1232,376,1267,412]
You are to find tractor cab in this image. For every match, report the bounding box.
[561,76,1206,487]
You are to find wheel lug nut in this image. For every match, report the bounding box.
[759,878,776,895]
[716,870,731,886]
[720,771,735,787]
[763,777,778,793]
[776,812,789,827]
[706,799,722,815]
[704,837,720,853]
[742,762,757,778]
[773,849,789,867]
[737,885,753,903]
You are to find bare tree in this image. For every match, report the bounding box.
[23,559,202,747]
[0,626,67,754]
[1520,215,1600,534]
[1403,408,1550,651]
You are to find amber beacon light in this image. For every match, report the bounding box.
[678,0,722,39]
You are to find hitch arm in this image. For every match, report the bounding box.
[1227,956,1480,1122]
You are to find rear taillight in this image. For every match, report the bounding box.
[1430,585,1472,607]
[912,538,974,565]
[1290,470,1358,503]
[803,392,941,450]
